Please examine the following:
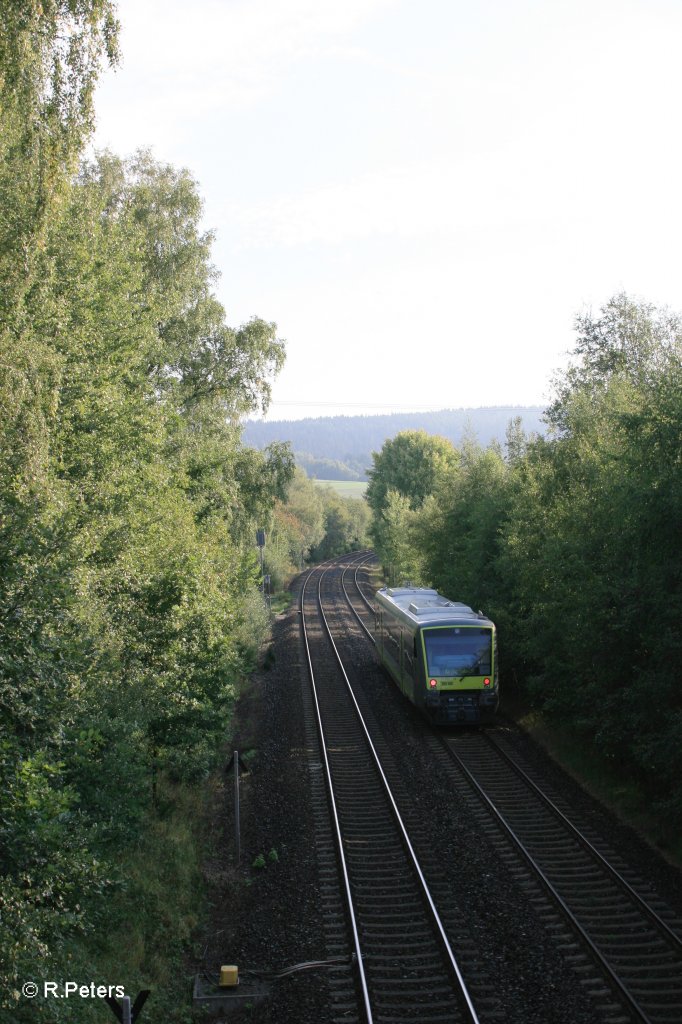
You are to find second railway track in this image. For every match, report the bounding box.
[443,730,682,1024]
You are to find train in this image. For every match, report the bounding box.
[374,585,499,724]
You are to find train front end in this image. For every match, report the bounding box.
[419,621,499,724]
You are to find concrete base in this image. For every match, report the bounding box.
[192,973,270,1016]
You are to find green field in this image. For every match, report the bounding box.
[313,478,367,498]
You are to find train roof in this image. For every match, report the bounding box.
[375,586,494,629]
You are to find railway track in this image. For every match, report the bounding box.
[337,553,682,1024]
[300,554,480,1024]
[444,730,682,1024]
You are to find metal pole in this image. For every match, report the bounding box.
[233,750,241,865]
[121,996,132,1024]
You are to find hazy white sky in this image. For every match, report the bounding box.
[94,0,682,420]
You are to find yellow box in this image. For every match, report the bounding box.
[219,965,239,988]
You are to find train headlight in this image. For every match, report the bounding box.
[429,679,437,688]
[483,677,491,687]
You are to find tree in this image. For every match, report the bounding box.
[311,488,371,562]
[366,430,459,514]
[266,470,325,585]
[372,490,424,585]
[498,296,682,838]
[0,146,293,1020]
[366,430,458,571]
[0,1,119,302]
[548,292,682,431]
[360,294,682,845]
[418,440,510,609]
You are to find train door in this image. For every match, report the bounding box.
[384,618,401,682]
[395,622,401,688]
[401,630,415,702]
[413,630,425,710]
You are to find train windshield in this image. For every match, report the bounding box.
[423,628,492,677]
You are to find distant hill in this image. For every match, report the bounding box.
[243,406,546,481]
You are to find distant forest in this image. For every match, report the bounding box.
[242,406,547,480]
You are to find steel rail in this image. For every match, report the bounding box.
[483,730,682,953]
[315,555,481,1024]
[341,554,375,645]
[439,736,653,1023]
[300,558,373,1024]
[352,555,376,614]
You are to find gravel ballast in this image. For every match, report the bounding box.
[193,563,682,1023]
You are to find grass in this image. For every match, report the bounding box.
[94,776,213,1024]
[270,591,293,615]
[313,479,367,498]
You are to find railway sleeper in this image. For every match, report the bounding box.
[610,950,682,965]
[364,952,448,964]
[370,979,456,994]
[592,935,677,950]
[373,1015,460,1024]
[373,998,468,1014]
[360,910,435,922]
[626,988,682,1002]
[641,1012,682,1024]
[360,935,440,950]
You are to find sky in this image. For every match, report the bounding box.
[93,0,682,421]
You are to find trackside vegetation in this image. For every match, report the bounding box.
[263,469,371,591]
[0,6,296,1021]
[366,295,682,855]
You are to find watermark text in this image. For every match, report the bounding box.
[22,981,125,1000]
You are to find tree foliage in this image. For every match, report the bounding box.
[263,471,371,588]
[0,1,119,299]
[366,430,458,579]
[366,429,459,514]
[365,295,682,845]
[265,469,326,588]
[310,487,371,563]
[0,143,293,1022]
